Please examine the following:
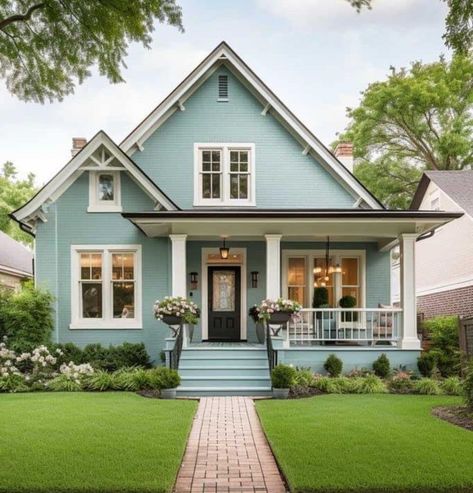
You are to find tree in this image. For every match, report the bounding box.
[346,0,473,54]
[338,55,473,208]
[0,162,36,244]
[0,0,183,103]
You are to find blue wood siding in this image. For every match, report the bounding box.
[132,66,356,209]
[35,172,170,362]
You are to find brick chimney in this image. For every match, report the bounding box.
[71,137,87,157]
[334,142,354,173]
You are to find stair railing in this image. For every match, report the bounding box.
[169,324,184,370]
[266,324,278,372]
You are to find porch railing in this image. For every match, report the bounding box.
[288,308,402,346]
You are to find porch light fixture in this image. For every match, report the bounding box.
[219,238,229,259]
[251,271,259,288]
[190,272,198,290]
[314,237,342,285]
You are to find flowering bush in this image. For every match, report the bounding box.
[154,296,200,325]
[254,298,301,322]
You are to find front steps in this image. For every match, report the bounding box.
[176,344,272,397]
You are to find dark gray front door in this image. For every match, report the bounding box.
[207,266,241,341]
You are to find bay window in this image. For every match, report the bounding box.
[194,143,255,206]
[71,245,141,329]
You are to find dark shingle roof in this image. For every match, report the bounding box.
[0,231,33,277]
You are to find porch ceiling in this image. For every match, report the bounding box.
[122,209,462,250]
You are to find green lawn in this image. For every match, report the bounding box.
[257,395,473,493]
[0,392,197,493]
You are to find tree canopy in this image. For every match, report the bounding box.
[339,55,473,209]
[347,0,473,54]
[0,0,183,103]
[0,162,36,244]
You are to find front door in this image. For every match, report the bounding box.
[208,266,241,341]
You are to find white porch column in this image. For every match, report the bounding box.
[170,234,187,297]
[265,234,282,299]
[399,233,420,349]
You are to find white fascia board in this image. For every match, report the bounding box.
[120,44,382,209]
[13,132,176,223]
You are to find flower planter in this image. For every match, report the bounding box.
[160,388,177,399]
[162,315,183,326]
[272,388,289,399]
[268,312,292,325]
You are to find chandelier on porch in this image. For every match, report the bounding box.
[313,236,342,287]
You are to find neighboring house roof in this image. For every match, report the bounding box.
[411,170,473,215]
[11,131,179,234]
[0,231,33,278]
[120,41,384,210]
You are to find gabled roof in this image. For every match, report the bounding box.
[411,170,473,216]
[120,41,384,210]
[0,231,33,278]
[11,131,179,233]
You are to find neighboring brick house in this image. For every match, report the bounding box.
[409,171,473,319]
[0,231,33,291]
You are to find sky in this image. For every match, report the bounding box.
[0,0,449,184]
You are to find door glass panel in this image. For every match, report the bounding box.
[212,271,235,312]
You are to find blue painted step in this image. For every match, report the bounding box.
[176,344,272,397]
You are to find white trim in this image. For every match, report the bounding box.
[201,247,247,341]
[170,234,187,297]
[266,235,282,299]
[193,143,256,207]
[281,249,366,309]
[12,131,177,228]
[87,171,122,213]
[0,264,32,278]
[70,244,142,330]
[120,42,382,209]
[417,276,473,297]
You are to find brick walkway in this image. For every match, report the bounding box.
[174,397,286,493]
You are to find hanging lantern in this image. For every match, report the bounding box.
[219,238,229,259]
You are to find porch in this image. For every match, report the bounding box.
[124,209,459,355]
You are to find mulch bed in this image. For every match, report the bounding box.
[289,385,323,399]
[136,389,161,399]
[433,405,473,432]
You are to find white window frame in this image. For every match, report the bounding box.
[193,143,256,206]
[282,250,366,308]
[70,244,142,329]
[88,171,122,212]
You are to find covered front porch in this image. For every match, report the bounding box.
[125,209,459,356]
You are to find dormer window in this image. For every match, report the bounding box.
[88,171,122,212]
[218,75,228,101]
[194,143,255,206]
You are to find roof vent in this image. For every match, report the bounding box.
[71,137,87,157]
[218,75,228,101]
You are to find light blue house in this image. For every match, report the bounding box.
[12,42,459,396]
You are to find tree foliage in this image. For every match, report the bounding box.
[339,55,473,208]
[0,162,36,244]
[347,0,473,54]
[0,0,183,103]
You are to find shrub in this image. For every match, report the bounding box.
[356,374,387,394]
[0,373,28,393]
[413,378,442,395]
[312,287,329,308]
[271,364,296,389]
[148,367,180,389]
[388,371,414,394]
[80,343,151,371]
[49,342,84,366]
[324,354,343,377]
[441,376,463,396]
[372,354,390,378]
[83,370,116,391]
[424,316,460,377]
[464,361,473,409]
[48,374,82,392]
[0,283,54,352]
[311,375,331,393]
[417,352,436,377]
[293,368,316,387]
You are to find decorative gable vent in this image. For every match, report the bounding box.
[218,75,228,101]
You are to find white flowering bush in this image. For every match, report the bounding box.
[48,362,95,392]
[254,298,302,322]
[154,296,200,325]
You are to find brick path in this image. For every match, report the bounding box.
[174,397,286,493]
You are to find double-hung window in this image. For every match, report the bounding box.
[194,144,255,206]
[71,245,141,329]
[88,171,122,212]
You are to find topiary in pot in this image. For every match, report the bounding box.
[324,354,343,377]
[271,364,296,399]
[313,287,329,308]
[339,295,357,322]
[372,354,391,378]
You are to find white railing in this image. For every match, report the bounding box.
[287,308,402,346]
